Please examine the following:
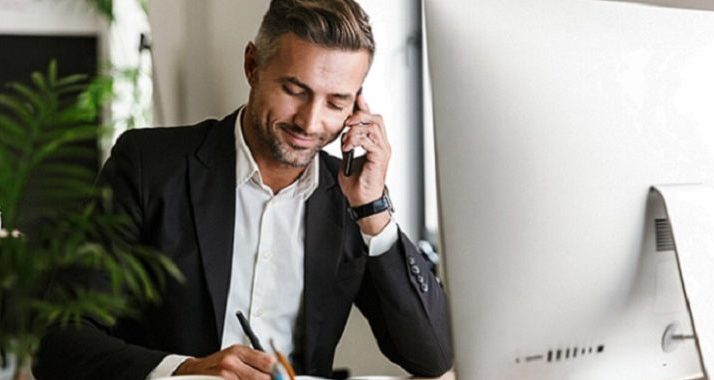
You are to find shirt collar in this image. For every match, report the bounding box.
[234,106,320,200]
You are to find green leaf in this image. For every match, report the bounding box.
[0,93,35,127]
[0,61,185,362]
[52,145,97,161]
[8,82,47,118]
[0,114,27,140]
[37,124,98,145]
[55,74,88,88]
[48,60,58,86]
[0,130,25,153]
[156,254,185,283]
[35,163,97,183]
[122,253,151,298]
[53,107,95,127]
[44,308,63,325]
[30,72,49,94]
[0,148,13,171]
[56,85,90,100]
[31,128,99,165]
[35,177,96,195]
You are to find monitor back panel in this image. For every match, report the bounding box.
[426,0,714,378]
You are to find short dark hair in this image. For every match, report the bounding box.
[255,0,375,67]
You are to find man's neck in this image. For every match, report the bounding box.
[241,106,306,194]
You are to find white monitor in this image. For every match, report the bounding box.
[425,1,714,379]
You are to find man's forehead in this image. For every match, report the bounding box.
[266,33,370,94]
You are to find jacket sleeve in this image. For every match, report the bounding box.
[33,131,170,380]
[354,228,454,377]
[34,323,168,380]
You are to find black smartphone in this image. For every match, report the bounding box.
[343,88,363,177]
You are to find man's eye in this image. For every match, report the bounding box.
[328,102,345,111]
[283,85,303,96]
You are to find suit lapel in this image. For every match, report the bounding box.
[188,111,238,340]
[303,154,344,369]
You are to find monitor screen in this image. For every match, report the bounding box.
[426,1,714,379]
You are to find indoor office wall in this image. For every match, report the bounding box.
[151,0,265,126]
[0,0,102,35]
[147,0,422,376]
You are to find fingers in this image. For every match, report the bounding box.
[342,103,386,145]
[176,345,274,380]
[344,110,382,130]
[343,111,387,151]
[232,345,276,373]
[231,359,272,380]
[341,123,389,160]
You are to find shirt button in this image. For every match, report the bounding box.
[410,265,421,275]
[408,256,416,265]
[420,283,429,292]
[417,275,425,284]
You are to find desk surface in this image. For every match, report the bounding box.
[296,372,455,380]
[348,372,455,380]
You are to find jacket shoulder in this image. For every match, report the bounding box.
[115,118,220,157]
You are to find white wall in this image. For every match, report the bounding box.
[148,0,266,126]
[0,0,102,35]
[148,0,422,376]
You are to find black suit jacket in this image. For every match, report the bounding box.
[33,111,452,379]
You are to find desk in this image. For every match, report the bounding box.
[349,372,455,380]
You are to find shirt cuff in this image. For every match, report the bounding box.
[361,218,399,257]
[146,354,192,379]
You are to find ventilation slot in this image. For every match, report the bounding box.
[516,343,605,365]
[655,218,675,252]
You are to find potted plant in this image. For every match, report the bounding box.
[0,62,183,380]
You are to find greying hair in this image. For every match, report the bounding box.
[254,0,375,67]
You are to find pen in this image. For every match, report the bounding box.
[236,311,265,352]
[270,339,297,380]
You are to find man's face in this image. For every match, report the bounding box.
[245,33,371,168]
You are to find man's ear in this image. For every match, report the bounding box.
[244,42,259,86]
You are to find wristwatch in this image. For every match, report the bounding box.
[347,190,394,220]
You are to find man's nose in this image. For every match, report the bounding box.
[294,101,322,134]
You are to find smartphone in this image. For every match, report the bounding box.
[343,88,363,177]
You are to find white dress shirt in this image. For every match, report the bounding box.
[148,109,398,378]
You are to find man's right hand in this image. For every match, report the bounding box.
[174,344,276,380]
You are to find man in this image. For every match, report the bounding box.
[34,1,452,379]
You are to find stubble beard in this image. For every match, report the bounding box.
[250,108,335,168]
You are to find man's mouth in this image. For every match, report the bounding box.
[280,126,317,149]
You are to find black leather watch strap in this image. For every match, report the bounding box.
[347,192,393,220]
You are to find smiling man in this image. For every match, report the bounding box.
[34,1,452,379]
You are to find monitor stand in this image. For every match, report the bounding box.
[652,184,714,379]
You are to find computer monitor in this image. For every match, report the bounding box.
[425,0,714,379]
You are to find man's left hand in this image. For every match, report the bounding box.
[338,94,392,235]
